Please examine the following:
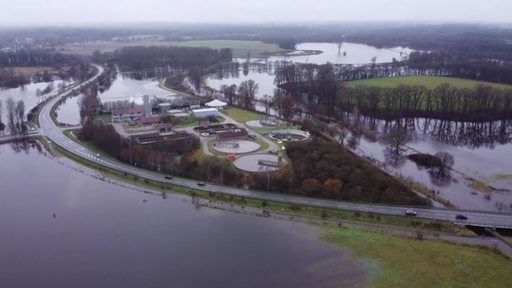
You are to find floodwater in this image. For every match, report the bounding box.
[269,42,414,65]
[56,95,82,125]
[207,42,413,99]
[56,74,179,125]
[0,143,371,288]
[99,73,177,104]
[350,118,512,212]
[0,80,66,122]
[207,70,276,99]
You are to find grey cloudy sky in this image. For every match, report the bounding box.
[1,0,510,25]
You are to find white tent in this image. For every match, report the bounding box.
[205,99,228,108]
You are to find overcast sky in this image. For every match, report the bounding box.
[1,0,510,26]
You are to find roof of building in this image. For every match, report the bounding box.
[112,107,144,115]
[216,129,248,140]
[139,115,161,125]
[205,99,228,108]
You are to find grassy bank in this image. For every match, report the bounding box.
[323,227,512,288]
[345,76,512,90]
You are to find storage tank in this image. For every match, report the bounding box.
[159,103,171,113]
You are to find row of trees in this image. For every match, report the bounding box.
[275,61,512,121]
[0,50,92,88]
[78,121,200,174]
[112,46,232,76]
[0,49,76,67]
[218,79,260,110]
[342,83,512,121]
[274,63,339,114]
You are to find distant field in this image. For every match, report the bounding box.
[59,39,284,57]
[345,76,512,90]
[173,40,284,57]
[7,66,62,76]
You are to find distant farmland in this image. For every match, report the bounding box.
[173,40,285,57]
[59,39,284,58]
[345,76,512,90]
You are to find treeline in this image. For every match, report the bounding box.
[275,63,339,115]
[78,122,200,174]
[275,62,512,121]
[0,68,30,88]
[0,49,78,67]
[343,84,512,121]
[0,49,91,88]
[407,51,512,85]
[346,24,512,62]
[112,46,232,76]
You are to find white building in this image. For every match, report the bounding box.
[192,108,218,118]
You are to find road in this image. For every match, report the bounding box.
[36,65,512,230]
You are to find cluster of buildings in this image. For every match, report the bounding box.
[109,96,228,144]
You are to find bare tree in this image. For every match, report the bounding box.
[261,94,272,116]
[383,125,410,167]
[237,79,258,110]
[6,97,17,135]
[15,100,25,134]
[0,99,4,135]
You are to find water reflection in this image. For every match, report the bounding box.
[340,116,512,211]
[0,80,67,122]
[0,144,370,288]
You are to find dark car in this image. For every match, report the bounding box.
[197,182,206,186]
[455,214,468,220]
[164,175,173,180]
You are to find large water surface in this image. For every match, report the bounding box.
[0,143,370,288]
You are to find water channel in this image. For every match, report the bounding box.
[0,143,371,287]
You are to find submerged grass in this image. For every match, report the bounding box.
[323,227,512,288]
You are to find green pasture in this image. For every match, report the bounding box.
[345,76,512,90]
[173,40,285,57]
[324,227,512,288]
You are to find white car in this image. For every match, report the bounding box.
[405,209,417,216]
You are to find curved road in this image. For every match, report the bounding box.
[37,65,512,229]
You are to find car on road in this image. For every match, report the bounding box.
[197,182,206,186]
[405,209,417,216]
[164,175,173,180]
[455,214,468,220]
